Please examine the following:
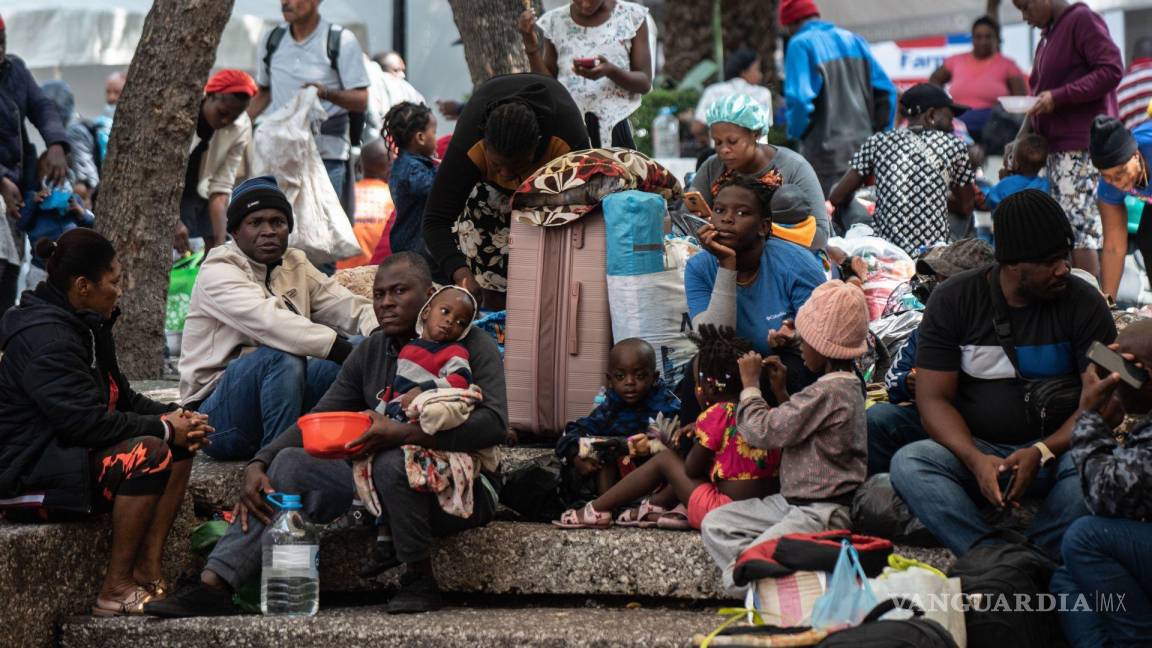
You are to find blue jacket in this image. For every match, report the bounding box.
[884,329,918,404]
[555,378,681,461]
[0,56,70,188]
[19,190,95,269]
[985,175,1050,211]
[389,151,436,256]
[784,21,896,176]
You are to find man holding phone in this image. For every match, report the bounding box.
[890,190,1117,558]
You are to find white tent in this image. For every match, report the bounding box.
[3,0,368,69]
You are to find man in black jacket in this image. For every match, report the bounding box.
[147,252,508,616]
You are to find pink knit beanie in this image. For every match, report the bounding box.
[794,280,869,360]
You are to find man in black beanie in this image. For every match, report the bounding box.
[177,175,380,461]
[1092,114,1152,302]
[889,189,1117,559]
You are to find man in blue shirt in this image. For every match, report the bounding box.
[778,0,896,196]
[1091,115,1152,301]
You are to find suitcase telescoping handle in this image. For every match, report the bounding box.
[568,281,581,355]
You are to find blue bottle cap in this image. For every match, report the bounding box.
[266,493,303,510]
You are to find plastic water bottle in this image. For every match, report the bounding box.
[260,493,319,616]
[652,106,680,159]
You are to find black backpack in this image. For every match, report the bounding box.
[816,598,959,648]
[947,529,1059,648]
[263,24,365,147]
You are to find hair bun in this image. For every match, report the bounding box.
[34,238,58,260]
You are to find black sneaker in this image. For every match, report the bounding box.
[143,581,240,618]
[359,542,401,579]
[386,571,443,614]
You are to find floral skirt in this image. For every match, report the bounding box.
[1046,150,1102,250]
[452,182,512,292]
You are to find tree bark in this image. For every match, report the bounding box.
[95,0,235,379]
[448,0,543,86]
[660,0,779,87]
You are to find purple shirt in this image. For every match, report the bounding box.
[1029,2,1122,152]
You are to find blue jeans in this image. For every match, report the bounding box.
[890,438,1089,557]
[1051,517,1152,648]
[199,346,341,461]
[865,402,927,476]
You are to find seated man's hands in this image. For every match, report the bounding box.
[346,410,419,458]
[234,462,275,533]
[969,452,1010,509]
[998,447,1042,507]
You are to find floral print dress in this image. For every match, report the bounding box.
[537,1,649,148]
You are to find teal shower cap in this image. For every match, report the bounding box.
[705,94,769,132]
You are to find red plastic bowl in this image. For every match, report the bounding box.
[299,412,371,459]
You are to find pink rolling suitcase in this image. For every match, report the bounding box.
[505,211,613,439]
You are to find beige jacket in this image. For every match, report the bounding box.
[178,243,378,404]
[191,112,252,200]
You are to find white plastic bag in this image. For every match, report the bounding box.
[607,235,701,387]
[869,564,966,648]
[828,225,916,321]
[250,87,360,265]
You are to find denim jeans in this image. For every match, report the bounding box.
[199,346,341,461]
[890,437,1089,557]
[865,402,927,476]
[1051,517,1152,648]
[323,158,352,220]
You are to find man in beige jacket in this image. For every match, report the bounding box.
[178,176,378,460]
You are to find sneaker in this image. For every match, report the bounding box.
[386,571,443,614]
[143,581,240,618]
[359,542,401,579]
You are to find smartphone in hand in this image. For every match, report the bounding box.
[683,191,713,218]
[1086,341,1148,389]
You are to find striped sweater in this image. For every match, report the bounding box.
[388,338,473,399]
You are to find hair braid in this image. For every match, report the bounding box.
[715,174,777,224]
[482,101,541,157]
[383,101,433,152]
[688,324,754,398]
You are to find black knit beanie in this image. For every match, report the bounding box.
[226,175,294,233]
[992,189,1074,264]
[1089,115,1138,170]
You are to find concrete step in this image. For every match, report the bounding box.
[188,454,954,598]
[0,495,198,648]
[61,602,723,648]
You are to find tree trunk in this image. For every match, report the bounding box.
[95,0,234,379]
[448,0,542,86]
[659,0,779,87]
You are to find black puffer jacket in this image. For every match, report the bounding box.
[0,283,174,514]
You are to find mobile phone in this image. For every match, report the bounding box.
[1001,471,1017,505]
[683,191,713,218]
[575,57,598,69]
[1086,341,1148,389]
[671,211,710,237]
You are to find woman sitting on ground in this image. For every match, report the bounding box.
[682,175,826,421]
[690,94,831,250]
[0,229,211,616]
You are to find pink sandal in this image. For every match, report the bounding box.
[656,504,692,530]
[552,502,612,529]
[615,499,668,528]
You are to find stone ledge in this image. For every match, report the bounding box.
[0,494,198,648]
[61,603,722,648]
